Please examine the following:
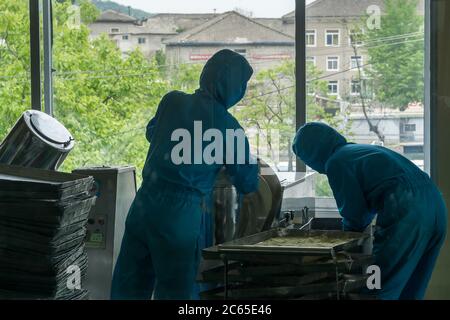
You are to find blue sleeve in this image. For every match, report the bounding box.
[146,92,173,143]
[326,159,374,232]
[146,116,157,143]
[223,115,259,195]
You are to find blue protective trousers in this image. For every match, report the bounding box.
[111,181,210,300]
[373,182,447,300]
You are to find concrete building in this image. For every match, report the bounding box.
[304,0,384,99]
[348,104,424,166]
[89,10,217,58]
[163,11,295,72]
[88,3,425,161]
[304,0,424,98]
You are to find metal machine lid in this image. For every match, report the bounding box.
[29,111,73,146]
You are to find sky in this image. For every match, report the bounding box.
[112,0,315,18]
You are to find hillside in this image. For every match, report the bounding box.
[91,0,153,20]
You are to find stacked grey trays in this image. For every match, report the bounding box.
[0,164,96,300]
[200,229,375,300]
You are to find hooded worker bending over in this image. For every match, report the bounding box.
[111,49,259,300]
[292,122,447,300]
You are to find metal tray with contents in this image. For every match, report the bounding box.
[217,228,368,255]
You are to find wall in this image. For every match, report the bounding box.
[165,44,295,73]
[349,113,424,145]
[89,21,136,38]
[110,33,165,58]
[426,0,450,300]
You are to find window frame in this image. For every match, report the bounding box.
[306,56,316,66]
[298,0,430,174]
[350,55,363,71]
[349,28,365,46]
[111,27,120,33]
[305,29,317,47]
[350,79,362,96]
[328,80,339,96]
[325,29,340,47]
[326,56,340,71]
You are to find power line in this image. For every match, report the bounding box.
[1,34,423,80]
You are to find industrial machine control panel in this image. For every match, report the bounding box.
[73,166,136,300]
[86,214,107,249]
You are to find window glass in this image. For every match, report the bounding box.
[49,0,296,183]
[326,29,340,46]
[306,0,426,197]
[0,1,31,137]
[306,29,316,46]
[327,56,339,71]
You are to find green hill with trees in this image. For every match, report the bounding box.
[91,0,153,19]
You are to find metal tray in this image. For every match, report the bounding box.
[0,164,94,200]
[217,228,368,255]
[0,195,96,222]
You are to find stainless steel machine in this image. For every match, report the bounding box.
[72,166,136,300]
[211,159,284,245]
[0,110,75,170]
[202,166,375,300]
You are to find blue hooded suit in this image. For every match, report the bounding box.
[111,50,259,300]
[293,122,447,300]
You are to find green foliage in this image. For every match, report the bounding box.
[363,0,424,109]
[0,0,168,184]
[0,0,32,134]
[169,63,203,94]
[234,60,349,169]
[315,174,333,197]
[0,0,349,191]
[79,0,100,24]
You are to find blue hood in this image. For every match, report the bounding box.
[199,49,253,109]
[292,122,348,174]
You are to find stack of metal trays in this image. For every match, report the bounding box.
[0,164,96,300]
[199,228,375,300]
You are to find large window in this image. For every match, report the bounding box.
[0,0,31,137]
[2,0,426,189]
[306,0,426,196]
[47,0,297,182]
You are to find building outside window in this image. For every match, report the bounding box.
[327,56,339,71]
[122,35,129,40]
[138,37,146,44]
[325,29,340,46]
[111,28,120,33]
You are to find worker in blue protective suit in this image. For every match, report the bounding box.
[292,122,447,300]
[111,49,259,300]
